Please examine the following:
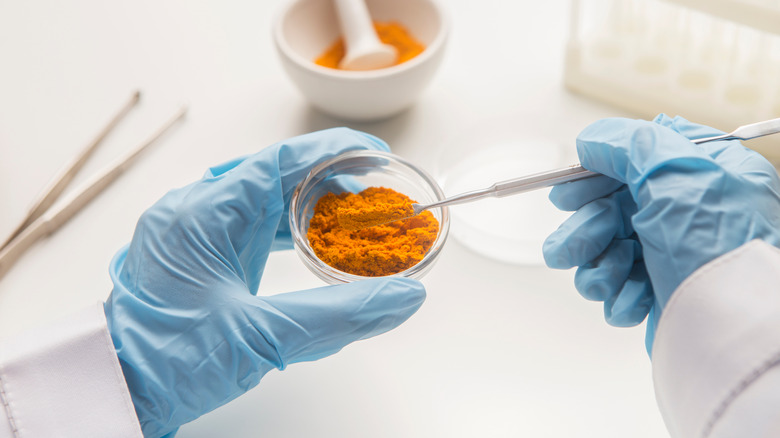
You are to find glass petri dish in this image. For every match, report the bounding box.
[290,150,450,284]
[436,131,572,265]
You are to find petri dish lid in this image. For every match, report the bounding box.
[436,134,571,266]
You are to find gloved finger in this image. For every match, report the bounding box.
[654,114,744,161]
[549,175,624,211]
[240,277,425,369]
[574,238,641,301]
[658,114,780,180]
[205,154,301,253]
[653,113,726,142]
[646,116,780,207]
[576,118,718,195]
[273,130,390,197]
[543,187,636,269]
[603,261,654,327]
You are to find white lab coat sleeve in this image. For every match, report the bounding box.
[652,239,780,438]
[0,302,143,438]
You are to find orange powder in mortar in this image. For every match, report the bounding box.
[307,187,439,277]
[314,21,426,69]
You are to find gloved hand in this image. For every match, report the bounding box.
[543,114,780,353]
[104,128,426,438]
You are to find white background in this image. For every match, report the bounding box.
[0,0,668,436]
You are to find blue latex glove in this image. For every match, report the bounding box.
[104,128,426,437]
[543,114,780,353]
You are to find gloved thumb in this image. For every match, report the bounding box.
[243,277,426,369]
[576,118,718,198]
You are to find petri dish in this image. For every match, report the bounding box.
[290,150,450,284]
[436,132,571,265]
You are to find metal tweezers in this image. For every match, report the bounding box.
[0,91,187,280]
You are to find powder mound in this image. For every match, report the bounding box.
[314,21,426,70]
[336,201,415,230]
[307,187,439,277]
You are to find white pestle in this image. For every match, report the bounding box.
[334,0,398,70]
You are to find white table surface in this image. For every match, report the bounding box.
[0,0,670,436]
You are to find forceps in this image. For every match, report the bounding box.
[414,118,780,213]
[0,91,187,280]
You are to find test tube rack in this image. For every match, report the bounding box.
[565,0,780,161]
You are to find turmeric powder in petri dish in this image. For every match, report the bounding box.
[307,187,439,277]
[337,201,414,231]
[314,21,426,70]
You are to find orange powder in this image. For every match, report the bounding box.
[307,187,439,277]
[336,201,415,231]
[314,21,426,70]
